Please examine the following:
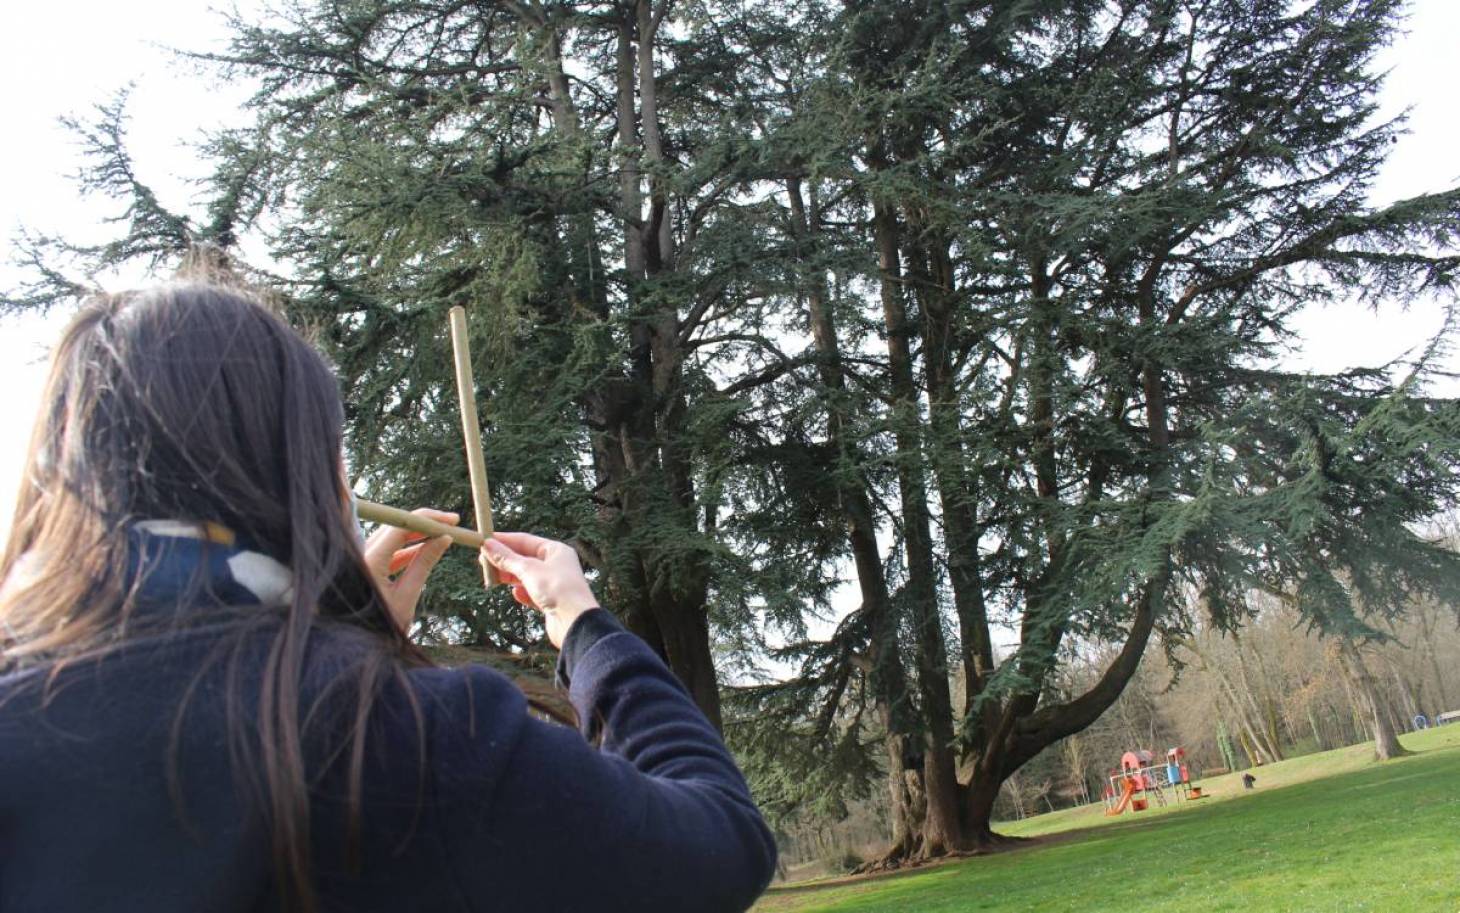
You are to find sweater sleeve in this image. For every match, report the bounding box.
[430,610,777,913]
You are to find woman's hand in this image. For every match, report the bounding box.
[363,508,457,634]
[481,532,599,648]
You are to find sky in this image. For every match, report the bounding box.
[1,0,1459,544]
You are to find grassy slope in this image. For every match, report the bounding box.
[757,726,1460,912]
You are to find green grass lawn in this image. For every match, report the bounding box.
[757,726,1460,912]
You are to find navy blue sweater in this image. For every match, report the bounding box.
[0,609,776,911]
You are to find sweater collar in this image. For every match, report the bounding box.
[126,520,294,611]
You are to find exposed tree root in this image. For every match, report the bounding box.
[852,829,1031,875]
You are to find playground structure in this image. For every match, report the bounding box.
[1103,747,1206,816]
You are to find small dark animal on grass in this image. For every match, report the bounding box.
[1242,773,1258,790]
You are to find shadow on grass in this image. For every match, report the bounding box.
[767,837,1042,896]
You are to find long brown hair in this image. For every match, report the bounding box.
[0,282,428,910]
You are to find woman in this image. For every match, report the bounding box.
[0,284,775,911]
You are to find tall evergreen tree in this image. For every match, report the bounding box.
[732,0,1460,863]
[6,0,838,729]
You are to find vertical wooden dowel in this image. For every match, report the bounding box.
[448,305,499,585]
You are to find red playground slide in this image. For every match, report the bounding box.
[1105,779,1136,816]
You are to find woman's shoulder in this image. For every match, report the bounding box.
[402,659,531,722]
[362,649,538,776]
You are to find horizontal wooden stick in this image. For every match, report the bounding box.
[356,499,486,550]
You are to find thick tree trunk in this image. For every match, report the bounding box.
[871,198,964,857]
[652,600,721,728]
[910,224,998,740]
[958,765,1014,850]
[1334,661,1371,746]
[568,2,724,728]
[954,271,1175,843]
[583,384,721,723]
[954,569,1164,847]
[1004,263,1073,716]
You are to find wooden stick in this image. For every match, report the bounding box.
[448,305,499,585]
[356,498,485,549]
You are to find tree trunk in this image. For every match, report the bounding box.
[1216,719,1240,771]
[1339,640,1409,761]
[871,197,964,858]
[1417,605,1451,712]
[946,251,1176,848]
[1237,730,1259,767]
[575,2,723,728]
[961,774,1002,847]
[1333,653,1371,746]
[911,222,998,746]
[1383,655,1420,726]
[785,178,922,865]
[1307,706,1328,751]
[1232,635,1285,762]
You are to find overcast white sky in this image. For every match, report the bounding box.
[1,0,1458,541]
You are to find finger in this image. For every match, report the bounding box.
[394,535,452,595]
[388,542,426,575]
[489,531,556,561]
[412,508,461,527]
[364,523,394,550]
[375,517,455,554]
[481,539,539,578]
[511,584,539,609]
[363,524,414,572]
[364,509,459,571]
